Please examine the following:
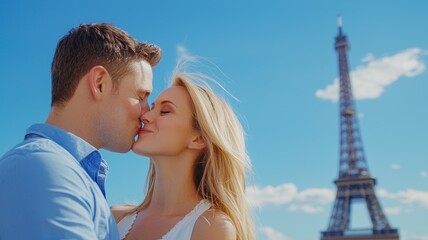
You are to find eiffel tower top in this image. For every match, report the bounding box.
[334,16,370,179]
[337,15,343,35]
[335,15,349,51]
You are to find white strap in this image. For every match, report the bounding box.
[117,213,137,240]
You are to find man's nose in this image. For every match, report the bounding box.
[140,100,150,114]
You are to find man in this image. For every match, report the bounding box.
[0,23,161,239]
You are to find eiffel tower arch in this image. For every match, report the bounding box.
[320,16,399,240]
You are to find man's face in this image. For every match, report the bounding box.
[99,60,153,152]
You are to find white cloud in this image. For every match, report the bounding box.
[390,163,401,170]
[249,184,428,216]
[246,184,335,214]
[294,188,335,205]
[259,226,291,240]
[421,171,427,177]
[378,188,428,209]
[246,183,297,207]
[316,48,426,102]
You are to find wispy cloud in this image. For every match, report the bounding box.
[294,188,335,205]
[421,171,427,177]
[249,184,428,216]
[362,53,375,62]
[378,188,428,209]
[390,163,401,170]
[286,187,336,214]
[288,204,324,214]
[316,48,426,102]
[384,206,402,215]
[176,45,197,62]
[247,183,297,207]
[259,226,291,240]
[247,183,335,214]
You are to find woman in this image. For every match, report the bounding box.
[112,69,255,240]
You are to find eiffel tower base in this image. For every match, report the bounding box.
[320,177,399,240]
[321,236,398,240]
[321,237,398,240]
[321,229,399,240]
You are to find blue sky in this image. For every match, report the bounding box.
[1,1,427,239]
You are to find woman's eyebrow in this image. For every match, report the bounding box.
[160,100,177,107]
[151,100,177,108]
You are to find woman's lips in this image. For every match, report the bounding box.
[139,128,153,134]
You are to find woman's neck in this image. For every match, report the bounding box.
[146,156,201,216]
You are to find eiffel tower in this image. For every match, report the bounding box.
[320,16,399,240]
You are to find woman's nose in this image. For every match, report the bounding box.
[140,110,153,125]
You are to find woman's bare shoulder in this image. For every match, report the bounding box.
[110,204,136,223]
[191,209,236,240]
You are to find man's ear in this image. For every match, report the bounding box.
[87,66,111,100]
[188,134,207,150]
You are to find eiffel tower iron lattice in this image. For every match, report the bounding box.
[320,16,399,240]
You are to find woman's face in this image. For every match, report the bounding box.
[132,86,200,158]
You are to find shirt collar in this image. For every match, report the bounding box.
[25,123,108,196]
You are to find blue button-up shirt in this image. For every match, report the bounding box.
[0,124,119,240]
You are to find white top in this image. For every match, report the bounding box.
[117,200,211,240]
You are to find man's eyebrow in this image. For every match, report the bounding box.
[138,90,151,98]
[138,89,151,95]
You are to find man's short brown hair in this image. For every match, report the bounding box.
[51,23,162,106]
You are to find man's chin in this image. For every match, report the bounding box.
[131,138,138,147]
[104,141,133,153]
[107,147,131,153]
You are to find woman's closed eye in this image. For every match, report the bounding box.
[160,110,171,115]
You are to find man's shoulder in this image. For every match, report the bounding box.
[0,137,100,211]
[1,137,74,165]
[0,137,84,184]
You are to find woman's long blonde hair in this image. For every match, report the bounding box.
[134,65,255,240]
